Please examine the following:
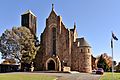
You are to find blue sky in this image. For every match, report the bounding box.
[0,0,120,63]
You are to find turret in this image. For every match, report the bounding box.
[77,37,92,73]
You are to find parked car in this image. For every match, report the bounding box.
[92,69,96,74]
[96,68,104,74]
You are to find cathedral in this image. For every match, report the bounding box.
[21,5,92,73]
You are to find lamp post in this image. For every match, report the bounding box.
[62,60,64,71]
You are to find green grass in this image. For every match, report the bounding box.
[0,73,56,80]
[100,72,120,80]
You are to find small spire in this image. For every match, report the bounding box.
[52,4,54,10]
[74,22,76,29]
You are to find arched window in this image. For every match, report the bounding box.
[81,49,83,53]
[52,27,56,55]
[88,49,90,53]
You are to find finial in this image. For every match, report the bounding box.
[28,10,31,13]
[52,4,54,10]
[74,22,76,29]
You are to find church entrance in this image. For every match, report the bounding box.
[47,60,55,70]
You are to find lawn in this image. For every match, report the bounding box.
[100,72,120,80]
[0,73,56,80]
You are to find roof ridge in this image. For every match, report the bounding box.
[22,10,36,17]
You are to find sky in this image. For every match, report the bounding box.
[0,0,120,63]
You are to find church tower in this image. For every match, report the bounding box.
[21,10,37,36]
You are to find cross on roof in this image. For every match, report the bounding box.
[52,4,54,10]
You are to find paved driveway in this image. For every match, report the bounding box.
[32,71,101,80]
[46,73,101,80]
[55,73,101,80]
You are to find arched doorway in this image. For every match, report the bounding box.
[48,60,55,70]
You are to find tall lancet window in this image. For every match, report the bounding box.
[52,27,56,55]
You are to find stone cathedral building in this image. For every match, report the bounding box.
[21,5,92,73]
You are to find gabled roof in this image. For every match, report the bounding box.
[48,8,57,19]
[22,10,36,17]
[47,4,58,19]
[77,37,91,47]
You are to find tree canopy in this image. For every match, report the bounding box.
[116,62,120,72]
[0,27,37,64]
[97,55,110,72]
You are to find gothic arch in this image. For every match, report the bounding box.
[46,58,56,70]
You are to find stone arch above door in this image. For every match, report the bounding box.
[46,58,56,70]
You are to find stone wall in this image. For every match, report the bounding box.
[71,39,92,73]
[34,8,92,73]
[35,10,71,71]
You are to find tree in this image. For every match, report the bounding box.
[115,62,120,72]
[97,55,110,72]
[0,29,21,62]
[101,53,112,68]
[0,27,37,71]
[113,61,117,66]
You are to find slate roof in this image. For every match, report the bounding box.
[77,37,91,47]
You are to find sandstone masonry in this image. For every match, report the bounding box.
[22,5,92,73]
